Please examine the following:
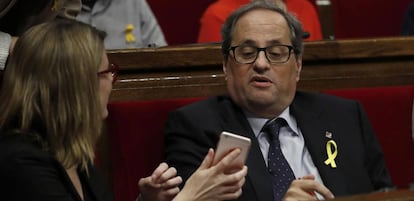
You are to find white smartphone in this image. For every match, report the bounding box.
[213,131,251,165]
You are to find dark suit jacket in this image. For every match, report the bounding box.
[164,91,393,201]
[0,0,80,35]
[401,2,414,36]
[0,132,114,201]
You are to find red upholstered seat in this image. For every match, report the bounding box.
[323,85,414,189]
[331,0,412,39]
[106,97,205,201]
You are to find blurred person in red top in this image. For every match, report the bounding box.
[197,0,322,43]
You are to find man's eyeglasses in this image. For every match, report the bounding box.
[97,63,119,84]
[229,45,294,64]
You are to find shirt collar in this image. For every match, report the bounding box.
[245,107,299,138]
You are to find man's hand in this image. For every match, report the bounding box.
[283,175,335,201]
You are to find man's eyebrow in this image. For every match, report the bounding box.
[233,39,256,46]
[266,39,285,45]
[233,38,286,47]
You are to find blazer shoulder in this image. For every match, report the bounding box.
[295,91,358,106]
[0,133,54,170]
[174,95,233,114]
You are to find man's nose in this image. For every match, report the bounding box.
[253,51,271,69]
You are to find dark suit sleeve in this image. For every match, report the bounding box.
[164,103,221,183]
[57,0,81,19]
[356,102,393,189]
[401,3,414,36]
[0,0,16,17]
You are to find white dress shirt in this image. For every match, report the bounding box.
[0,31,11,70]
[245,107,325,190]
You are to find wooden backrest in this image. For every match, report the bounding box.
[108,37,414,102]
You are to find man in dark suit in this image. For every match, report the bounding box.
[164,1,393,201]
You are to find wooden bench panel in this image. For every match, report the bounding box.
[108,37,414,101]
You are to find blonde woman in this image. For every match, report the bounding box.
[0,19,247,201]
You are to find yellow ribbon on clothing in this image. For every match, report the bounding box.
[324,140,338,168]
[125,24,136,43]
[52,0,59,11]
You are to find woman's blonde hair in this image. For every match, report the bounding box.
[0,19,106,171]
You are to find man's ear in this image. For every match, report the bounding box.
[222,60,228,80]
[295,56,302,82]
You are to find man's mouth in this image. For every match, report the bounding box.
[251,76,272,87]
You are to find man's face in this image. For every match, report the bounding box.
[223,9,302,118]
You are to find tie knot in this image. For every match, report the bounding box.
[263,118,287,141]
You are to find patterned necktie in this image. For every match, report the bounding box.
[263,118,296,201]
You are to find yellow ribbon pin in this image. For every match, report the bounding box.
[125,24,136,43]
[324,140,338,168]
[51,0,59,12]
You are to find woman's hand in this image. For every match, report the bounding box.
[173,148,248,201]
[138,162,183,201]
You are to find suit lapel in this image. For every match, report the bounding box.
[218,97,273,201]
[291,92,348,195]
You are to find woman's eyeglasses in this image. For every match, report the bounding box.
[97,63,119,84]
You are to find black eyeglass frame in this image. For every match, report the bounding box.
[229,44,294,64]
[97,63,119,84]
